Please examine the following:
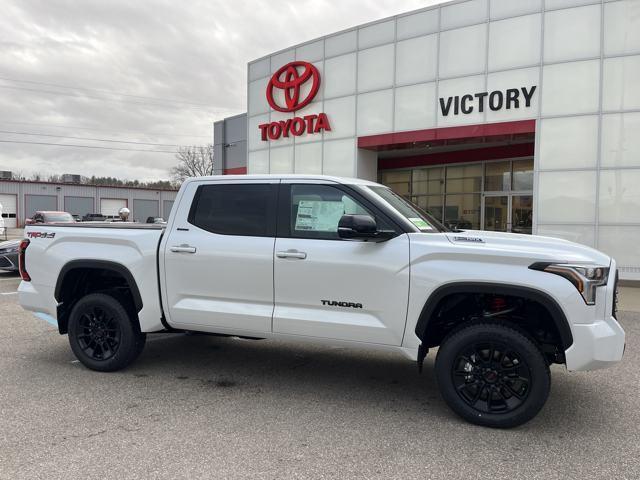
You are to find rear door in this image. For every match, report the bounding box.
[272,181,411,345]
[162,179,278,334]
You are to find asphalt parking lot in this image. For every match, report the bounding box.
[0,272,638,480]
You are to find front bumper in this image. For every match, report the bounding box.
[564,264,625,371]
[565,315,625,370]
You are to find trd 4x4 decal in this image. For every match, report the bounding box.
[26,232,55,239]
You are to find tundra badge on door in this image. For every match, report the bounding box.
[321,300,363,308]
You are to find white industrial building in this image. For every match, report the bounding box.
[0,179,177,227]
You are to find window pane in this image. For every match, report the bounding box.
[444,194,481,229]
[512,195,533,234]
[601,112,640,168]
[380,171,411,196]
[490,0,542,20]
[396,35,438,85]
[485,161,511,191]
[603,55,640,112]
[439,24,487,78]
[446,164,482,193]
[189,184,275,237]
[512,159,534,191]
[394,82,437,131]
[543,5,601,63]
[488,14,541,71]
[412,167,443,195]
[356,89,393,136]
[541,60,600,116]
[538,170,596,223]
[604,1,640,57]
[397,10,439,40]
[441,0,487,30]
[290,184,373,239]
[539,116,599,169]
[412,195,443,221]
[358,44,394,92]
[599,169,640,223]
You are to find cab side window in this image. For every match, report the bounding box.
[289,184,387,240]
[188,183,277,237]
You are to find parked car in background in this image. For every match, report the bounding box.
[146,217,166,224]
[25,211,75,225]
[0,239,20,272]
[82,213,107,222]
[71,215,81,222]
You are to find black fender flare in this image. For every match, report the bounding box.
[55,259,143,312]
[414,282,574,350]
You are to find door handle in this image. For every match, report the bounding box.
[170,245,197,253]
[276,250,307,260]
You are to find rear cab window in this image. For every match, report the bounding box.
[188,183,277,237]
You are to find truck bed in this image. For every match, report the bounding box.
[40,222,165,229]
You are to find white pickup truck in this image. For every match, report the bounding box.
[18,175,624,428]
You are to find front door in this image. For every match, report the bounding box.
[162,180,278,334]
[273,182,410,346]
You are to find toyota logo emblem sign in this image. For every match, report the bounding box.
[259,60,331,142]
[266,61,320,112]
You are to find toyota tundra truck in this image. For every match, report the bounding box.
[18,175,625,428]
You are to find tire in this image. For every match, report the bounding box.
[435,322,550,428]
[68,293,146,372]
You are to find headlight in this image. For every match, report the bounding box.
[0,247,18,254]
[530,263,609,305]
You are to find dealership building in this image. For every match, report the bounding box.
[0,178,177,227]
[214,0,640,280]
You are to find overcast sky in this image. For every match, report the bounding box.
[0,0,443,182]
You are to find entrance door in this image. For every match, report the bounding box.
[482,194,533,234]
[483,195,509,232]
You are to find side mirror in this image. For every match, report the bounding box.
[338,214,381,240]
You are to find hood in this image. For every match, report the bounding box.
[441,229,611,266]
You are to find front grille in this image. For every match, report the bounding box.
[0,256,12,268]
[612,271,619,319]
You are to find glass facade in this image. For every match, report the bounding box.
[380,158,534,232]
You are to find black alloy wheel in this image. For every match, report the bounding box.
[76,305,122,361]
[435,322,550,428]
[451,342,531,414]
[68,293,146,372]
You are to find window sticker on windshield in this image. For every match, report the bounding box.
[408,217,433,231]
[295,200,344,232]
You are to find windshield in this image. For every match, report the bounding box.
[44,213,74,223]
[365,186,448,233]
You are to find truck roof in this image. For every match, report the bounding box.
[182,174,382,187]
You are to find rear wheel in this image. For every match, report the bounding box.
[68,293,146,372]
[435,322,550,428]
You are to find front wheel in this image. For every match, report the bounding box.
[435,322,550,428]
[68,293,146,372]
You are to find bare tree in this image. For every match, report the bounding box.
[170,144,214,184]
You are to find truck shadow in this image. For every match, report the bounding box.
[128,332,615,432]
